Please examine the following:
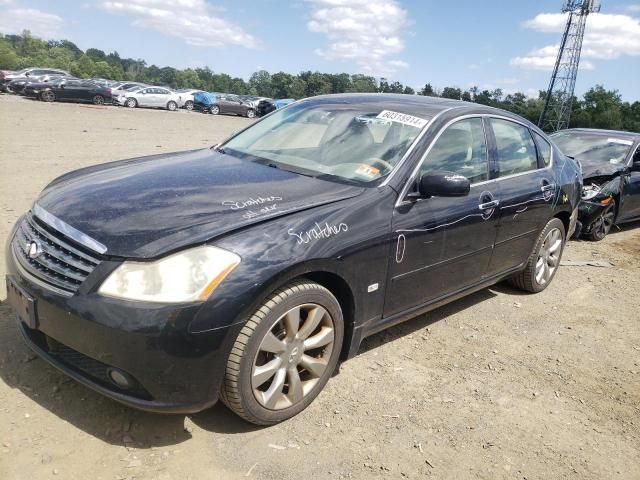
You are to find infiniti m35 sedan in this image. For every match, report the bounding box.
[5,95,582,425]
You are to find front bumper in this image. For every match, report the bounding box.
[577,199,612,233]
[5,245,242,413]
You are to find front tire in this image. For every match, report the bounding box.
[585,201,615,241]
[125,98,137,108]
[221,280,344,425]
[509,218,565,293]
[167,100,177,111]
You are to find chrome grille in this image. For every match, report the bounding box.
[12,213,101,294]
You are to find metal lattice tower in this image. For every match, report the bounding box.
[538,0,600,132]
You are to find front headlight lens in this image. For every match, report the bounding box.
[98,245,240,303]
[581,185,600,200]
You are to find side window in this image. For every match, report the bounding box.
[491,118,539,177]
[633,146,640,163]
[420,118,489,183]
[157,89,169,95]
[533,131,552,167]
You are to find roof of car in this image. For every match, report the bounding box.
[558,128,640,140]
[305,93,523,123]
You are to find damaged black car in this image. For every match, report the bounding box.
[551,129,640,240]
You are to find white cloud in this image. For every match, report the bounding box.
[307,0,410,75]
[511,12,640,71]
[0,5,64,38]
[627,5,640,12]
[99,0,259,49]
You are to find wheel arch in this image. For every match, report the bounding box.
[231,261,358,361]
[553,210,571,235]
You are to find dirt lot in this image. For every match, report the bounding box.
[0,94,639,480]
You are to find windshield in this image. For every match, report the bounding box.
[551,131,633,166]
[222,100,428,185]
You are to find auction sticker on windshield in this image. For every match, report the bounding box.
[376,110,428,129]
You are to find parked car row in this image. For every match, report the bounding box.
[1,68,294,118]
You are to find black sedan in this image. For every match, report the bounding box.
[211,94,257,118]
[5,95,581,425]
[551,129,640,240]
[24,78,112,105]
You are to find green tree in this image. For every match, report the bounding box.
[271,71,294,98]
[420,83,436,96]
[350,74,377,93]
[249,70,273,97]
[441,87,461,100]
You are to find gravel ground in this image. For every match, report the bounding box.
[0,94,639,480]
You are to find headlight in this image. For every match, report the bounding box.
[581,184,601,201]
[98,245,240,303]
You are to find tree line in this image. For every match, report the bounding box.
[1,31,638,132]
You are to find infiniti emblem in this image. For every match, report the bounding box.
[27,240,42,259]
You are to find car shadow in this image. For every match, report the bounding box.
[357,287,498,356]
[0,303,261,448]
[0,284,505,445]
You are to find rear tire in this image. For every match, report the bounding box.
[585,201,615,241]
[509,218,565,293]
[221,280,344,425]
[41,90,55,102]
[167,101,177,111]
[184,100,194,111]
[125,98,137,108]
[210,105,220,115]
[92,95,105,105]
[246,109,256,118]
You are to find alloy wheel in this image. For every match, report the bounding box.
[593,205,615,239]
[251,303,335,410]
[247,109,256,118]
[535,227,562,285]
[211,106,220,115]
[41,91,54,102]
[93,95,104,105]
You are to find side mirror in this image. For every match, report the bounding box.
[416,171,471,198]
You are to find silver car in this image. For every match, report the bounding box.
[116,86,184,111]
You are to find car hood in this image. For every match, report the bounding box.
[35,148,364,258]
[579,159,626,180]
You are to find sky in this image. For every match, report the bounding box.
[1,0,639,101]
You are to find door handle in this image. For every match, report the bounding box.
[478,200,500,210]
[541,182,556,192]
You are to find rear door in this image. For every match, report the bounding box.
[57,79,82,100]
[137,88,156,107]
[384,116,500,317]
[154,88,171,108]
[485,118,556,276]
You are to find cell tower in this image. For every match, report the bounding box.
[538,0,600,132]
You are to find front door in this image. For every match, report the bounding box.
[384,117,500,317]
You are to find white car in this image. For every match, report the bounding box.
[116,86,185,111]
[175,89,203,110]
[110,82,148,96]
